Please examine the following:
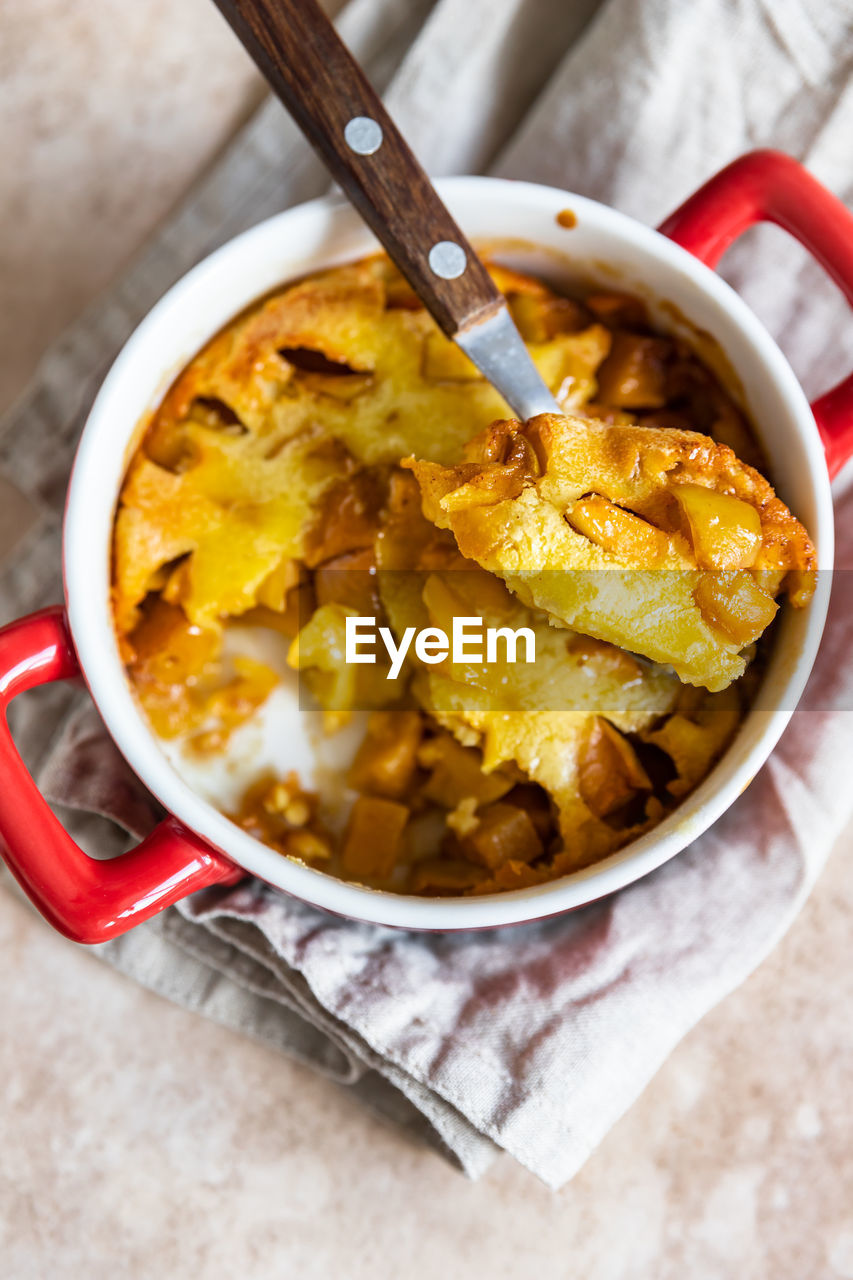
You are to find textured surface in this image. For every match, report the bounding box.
[2,0,853,1274]
[3,841,853,1278]
[0,0,264,410]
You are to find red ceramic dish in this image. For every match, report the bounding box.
[1,151,851,942]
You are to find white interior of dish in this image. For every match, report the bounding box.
[63,178,833,929]
[160,625,366,836]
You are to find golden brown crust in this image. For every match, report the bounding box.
[113,263,616,641]
[405,413,815,691]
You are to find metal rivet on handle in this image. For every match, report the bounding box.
[428,240,467,280]
[344,116,383,156]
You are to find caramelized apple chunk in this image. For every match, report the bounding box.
[566,493,671,564]
[347,710,424,799]
[578,718,652,819]
[341,795,409,880]
[508,291,588,342]
[693,572,778,647]
[411,857,489,895]
[594,333,672,408]
[126,597,219,684]
[288,602,394,711]
[456,801,543,870]
[303,468,386,567]
[673,484,762,570]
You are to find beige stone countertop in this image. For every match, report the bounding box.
[2,2,853,1276]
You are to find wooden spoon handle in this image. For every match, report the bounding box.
[211,0,504,336]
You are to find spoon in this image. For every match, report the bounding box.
[211,0,560,420]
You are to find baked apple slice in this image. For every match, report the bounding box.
[404,414,816,691]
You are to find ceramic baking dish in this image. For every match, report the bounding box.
[1,150,851,941]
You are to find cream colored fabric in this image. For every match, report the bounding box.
[1,0,852,1186]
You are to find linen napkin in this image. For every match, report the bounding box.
[2,0,852,1187]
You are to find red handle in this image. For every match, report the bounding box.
[0,606,242,944]
[659,149,853,478]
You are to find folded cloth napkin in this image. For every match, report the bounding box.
[2,0,852,1187]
